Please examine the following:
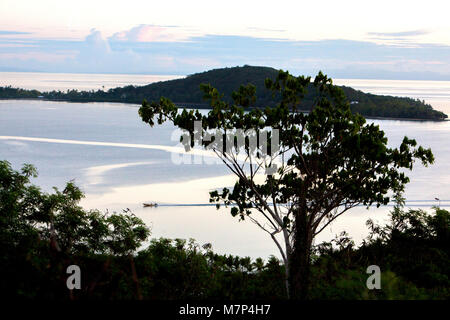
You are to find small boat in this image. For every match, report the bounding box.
[143,202,158,207]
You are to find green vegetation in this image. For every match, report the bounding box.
[0,66,447,120]
[0,160,448,299]
[0,86,41,99]
[139,70,435,299]
[311,197,450,299]
[0,160,150,299]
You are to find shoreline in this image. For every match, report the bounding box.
[1,97,448,122]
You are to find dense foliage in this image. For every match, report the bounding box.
[0,86,41,99]
[310,200,450,299]
[1,66,447,120]
[0,160,150,299]
[0,161,448,299]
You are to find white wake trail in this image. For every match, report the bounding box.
[0,135,217,158]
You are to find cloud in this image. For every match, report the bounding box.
[70,29,141,73]
[109,24,194,42]
[1,27,450,79]
[247,27,287,33]
[85,28,110,53]
[0,43,36,48]
[366,30,433,47]
[0,30,31,35]
[368,30,430,37]
[0,51,73,62]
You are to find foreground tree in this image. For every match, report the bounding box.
[0,160,150,298]
[139,70,434,299]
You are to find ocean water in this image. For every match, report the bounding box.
[0,72,449,260]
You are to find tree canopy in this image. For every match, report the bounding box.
[0,160,150,298]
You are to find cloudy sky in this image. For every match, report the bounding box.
[1,0,450,79]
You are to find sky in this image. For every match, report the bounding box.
[1,0,450,79]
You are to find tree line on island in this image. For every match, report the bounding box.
[0,65,447,120]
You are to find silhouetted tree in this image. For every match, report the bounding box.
[139,70,434,299]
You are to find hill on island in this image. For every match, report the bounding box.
[1,65,447,120]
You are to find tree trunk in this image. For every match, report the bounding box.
[284,256,290,299]
[129,255,143,300]
[289,209,312,299]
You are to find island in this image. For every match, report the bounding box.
[1,65,448,120]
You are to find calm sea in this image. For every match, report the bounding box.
[0,72,449,259]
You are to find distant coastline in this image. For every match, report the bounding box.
[1,97,448,123]
[1,66,448,121]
